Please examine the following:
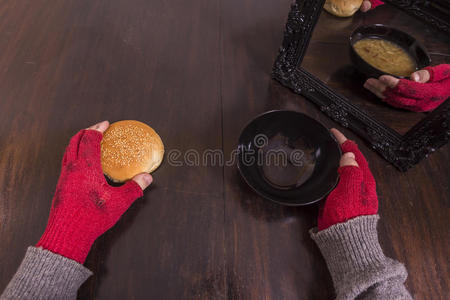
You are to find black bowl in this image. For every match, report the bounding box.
[349,24,431,79]
[237,110,341,206]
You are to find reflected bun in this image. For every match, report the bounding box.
[101,120,164,182]
[324,0,363,17]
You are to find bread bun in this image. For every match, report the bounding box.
[101,120,164,182]
[324,0,363,17]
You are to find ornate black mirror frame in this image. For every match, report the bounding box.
[272,0,450,171]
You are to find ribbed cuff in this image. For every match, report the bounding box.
[36,209,97,264]
[0,247,92,300]
[310,215,408,300]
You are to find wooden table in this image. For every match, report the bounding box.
[0,1,448,299]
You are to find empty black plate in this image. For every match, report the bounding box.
[237,110,341,206]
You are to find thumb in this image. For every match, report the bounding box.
[108,175,151,214]
[340,152,359,167]
[132,173,153,190]
[410,69,430,83]
[360,0,371,12]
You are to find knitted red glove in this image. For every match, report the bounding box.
[368,0,384,9]
[36,129,144,263]
[383,64,450,112]
[318,140,378,231]
[425,64,450,82]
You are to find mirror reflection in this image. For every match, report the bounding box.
[301,1,450,135]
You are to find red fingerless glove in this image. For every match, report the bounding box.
[425,64,450,82]
[36,129,143,263]
[318,141,378,231]
[368,0,384,9]
[383,64,450,112]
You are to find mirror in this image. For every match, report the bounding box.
[273,0,450,171]
[302,1,449,134]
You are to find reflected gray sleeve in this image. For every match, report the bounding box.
[1,247,92,300]
[310,215,412,300]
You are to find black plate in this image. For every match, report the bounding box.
[349,24,431,79]
[237,110,341,206]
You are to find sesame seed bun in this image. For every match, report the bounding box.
[101,120,164,182]
[324,0,363,17]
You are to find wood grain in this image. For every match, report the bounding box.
[0,1,448,299]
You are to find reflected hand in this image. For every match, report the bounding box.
[363,69,430,98]
[363,64,450,112]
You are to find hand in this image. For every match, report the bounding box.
[360,0,384,12]
[363,70,428,99]
[36,121,153,263]
[363,64,450,112]
[317,129,378,231]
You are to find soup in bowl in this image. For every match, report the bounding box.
[350,24,431,78]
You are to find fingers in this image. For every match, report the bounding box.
[62,131,85,165]
[379,75,400,88]
[62,121,109,166]
[410,70,430,83]
[78,130,103,166]
[340,140,369,170]
[360,0,371,12]
[340,152,359,167]
[331,129,359,166]
[87,120,109,134]
[330,134,376,201]
[77,120,110,165]
[364,78,387,99]
[364,76,400,99]
[132,173,153,190]
[330,128,347,145]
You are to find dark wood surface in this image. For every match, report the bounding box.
[0,1,448,299]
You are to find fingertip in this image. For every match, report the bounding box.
[97,120,110,133]
[365,78,376,85]
[132,173,153,190]
[421,70,430,83]
[360,1,371,12]
[330,128,347,145]
[378,75,390,83]
[379,75,399,88]
[88,121,110,134]
[411,70,430,83]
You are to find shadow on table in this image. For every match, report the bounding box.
[78,185,154,299]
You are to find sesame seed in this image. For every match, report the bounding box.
[101,124,154,168]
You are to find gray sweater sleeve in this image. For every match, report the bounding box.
[310,215,412,300]
[0,247,92,300]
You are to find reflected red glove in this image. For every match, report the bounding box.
[318,140,378,231]
[368,0,384,9]
[36,129,144,263]
[383,64,450,112]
